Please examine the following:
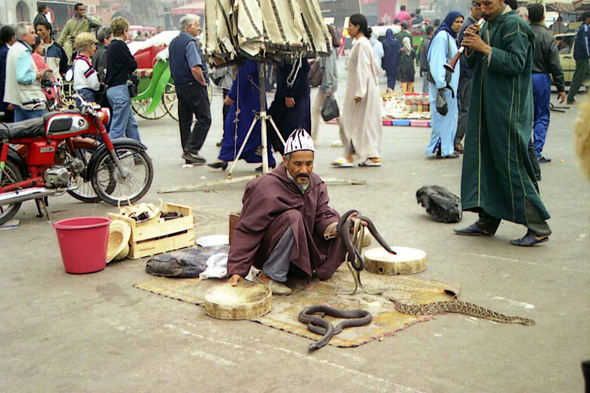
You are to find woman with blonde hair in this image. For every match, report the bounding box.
[73,32,99,108]
[105,17,140,141]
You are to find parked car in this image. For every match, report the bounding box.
[555,33,576,85]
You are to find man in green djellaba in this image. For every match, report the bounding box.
[454,0,551,247]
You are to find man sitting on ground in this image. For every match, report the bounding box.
[228,130,357,295]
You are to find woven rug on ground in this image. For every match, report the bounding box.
[134,266,456,348]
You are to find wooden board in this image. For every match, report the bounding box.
[364,246,426,276]
[204,281,272,320]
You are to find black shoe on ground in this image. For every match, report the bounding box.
[509,231,549,247]
[207,161,228,170]
[182,152,206,165]
[537,156,552,164]
[566,99,575,105]
[454,222,493,236]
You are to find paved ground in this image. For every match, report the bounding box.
[1,60,589,392]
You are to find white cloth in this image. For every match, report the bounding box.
[199,253,228,279]
[370,35,384,70]
[73,54,100,91]
[341,36,383,160]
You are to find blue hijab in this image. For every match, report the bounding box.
[383,29,399,52]
[431,11,464,41]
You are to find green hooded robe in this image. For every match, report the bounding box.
[461,9,550,226]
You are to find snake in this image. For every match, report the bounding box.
[390,299,535,326]
[298,305,373,351]
[337,210,397,272]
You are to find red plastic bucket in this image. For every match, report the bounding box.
[54,217,111,274]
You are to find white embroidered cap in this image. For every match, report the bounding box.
[284,129,315,155]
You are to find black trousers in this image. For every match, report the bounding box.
[475,203,551,237]
[176,82,211,154]
[455,75,471,145]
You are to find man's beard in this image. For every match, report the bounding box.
[295,174,309,190]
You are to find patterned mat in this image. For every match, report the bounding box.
[134,266,456,348]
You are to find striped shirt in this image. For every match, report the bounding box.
[73,53,100,91]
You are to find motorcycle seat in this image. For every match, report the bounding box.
[0,117,45,141]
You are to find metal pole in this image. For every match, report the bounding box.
[259,64,269,173]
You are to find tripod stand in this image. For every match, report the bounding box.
[227,64,286,177]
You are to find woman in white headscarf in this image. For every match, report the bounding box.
[334,14,383,168]
[396,37,416,93]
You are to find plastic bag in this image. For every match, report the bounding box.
[146,245,229,278]
[416,185,462,223]
[321,95,340,122]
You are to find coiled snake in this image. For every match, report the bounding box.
[298,305,373,351]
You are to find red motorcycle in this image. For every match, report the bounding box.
[0,95,154,226]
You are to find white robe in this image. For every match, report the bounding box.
[341,36,383,159]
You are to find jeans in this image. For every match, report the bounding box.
[14,106,46,122]
[106,84,141,141]
[176,82,211,154]
[76,88,97,110]
[422,73,429,94]
[531,73,551,158]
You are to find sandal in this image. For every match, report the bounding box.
[358,159,381,167]
[332,158,353,168]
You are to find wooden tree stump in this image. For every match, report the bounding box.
[205,281,272,320]
[363,246,426,276]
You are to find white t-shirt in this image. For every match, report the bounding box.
[73,54,100,91]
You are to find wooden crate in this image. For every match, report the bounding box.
[108,203,195,260]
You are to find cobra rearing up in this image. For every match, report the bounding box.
[337,209,397,272]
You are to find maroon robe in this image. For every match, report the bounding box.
[227,165,346,280]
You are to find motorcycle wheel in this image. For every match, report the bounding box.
[0,160,23,226]
[68,149,102,203]
[91,146,153,206]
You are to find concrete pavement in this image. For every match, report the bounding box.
[1,60,589,392]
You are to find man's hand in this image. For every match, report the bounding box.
[355,96,362,103]
[224,96,234,106]
[36,70,51,80]
[462,30,492,56]
[326,92,332,97]
[350,213,368,230]
[285,97,295,108]
[557,91,566,104]
[228,274,242,287]
[7,104,14,111]
[82,11,88,19]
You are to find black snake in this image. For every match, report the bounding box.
[298,305,372,351]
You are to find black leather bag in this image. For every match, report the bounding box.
[436,89,449,116]
[308,60,324,87]
[127,73,139,98]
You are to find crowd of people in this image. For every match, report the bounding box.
[0,2,141,143]
[1,1,589,252]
